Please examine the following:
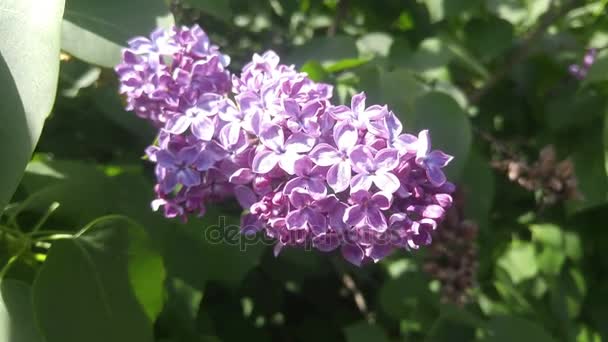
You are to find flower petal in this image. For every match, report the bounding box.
[366,208,388,232]
[334,122,358,152]
[260,124,284,151]
[252,150,280,173]
[350,173,373,192]
[326,161,351,193]
[373,172,400,194]
[426,165,447,186]
[349,145,374,174]
[191,116,215,141]
[374,148,399,171]
[285,133,315,153]
[165,115,191,134]
[310,143,340,166]
[341,244,364,266]
[344,204,365,227]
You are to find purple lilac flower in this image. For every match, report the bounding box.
[117,25,455,266]
[569,48,598,80]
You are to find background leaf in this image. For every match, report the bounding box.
[32,216,164,342]
[61,0,173,67]
[0,0,65,209]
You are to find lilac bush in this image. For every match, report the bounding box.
[116,25,455,265]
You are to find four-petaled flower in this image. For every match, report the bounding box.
[415,130,453,186]
[344,190,393,232]
[310,122,359,192]
[156,145,205,193]
[165,93,224,140]
[327,92,388,134]
[285,189,327,236]
[350,146,401,194]
[252,124,315,174]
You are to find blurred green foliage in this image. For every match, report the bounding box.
[2,0,608,341]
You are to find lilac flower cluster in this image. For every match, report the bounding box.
[116,25,455,265]
[568,48,597,80]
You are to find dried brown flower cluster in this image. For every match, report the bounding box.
[492,145,581,205]
[170,0,201,25]
[423,190,478,307]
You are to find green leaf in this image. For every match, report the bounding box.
[183,0,232,21]
[32,216,164,342]
[356,32,393,58]
[0,0,65,209]
[0,280,44,342]
[301,60,328,82]
[61,0,173,67]
[344,322,390,342]
[461,151,495,226]
[497,240,538,284]
[423,0,479,23]
[412,92,473,180]
[465,17,514,62]
[377,68,427,122]
[483,316,556,342]
[286,36,358,68]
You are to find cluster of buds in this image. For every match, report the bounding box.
[115,25,455,265]
[492,145,581,205]
[568,48,597,80]
[423,189,478,307]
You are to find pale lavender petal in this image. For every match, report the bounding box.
[285,133,315,153]
[326,162,351,193]
[350,173,373,192]
[344,204,365,226]
[289,189,313,208]
[234,185,257,209]
[366,208,388,232]
[165,115,191,134]
[341,244,364,266]
[372,172,400,194]
[351,92,366,114]
[366,244,393,262]
[423,204,445,219]
[308,210,327,236]
[334,122,358,152]
[278,151,300,175]
[156,150,177,168]
[364,104,388,120]
[310,143,340,166]
[374,148,399,171]
[229,168,254,184]
[260,124,284,151]
[286,210,307,230]
[191,116,215,141]
[427,165,447,186]
[252,150,280,173]
[349,145,375,174]
[177,169,200,187]
[371,192,392,210]
[177,145,200,164]
[283,177,307,195]
[427,150,453,168]
[416,129,431,160]
[327,105,352,121]
[293,156,314,177]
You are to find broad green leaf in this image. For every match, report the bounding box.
[486,0,550,27]
[483,316,556,342]
[344,322,390,342]
[377,68,427,122]
[301,60,328,82]
[0,0,65,209]
[356,32,393,57]
[461,150,494,227]
[0,280,43,342]
[32,216,165,342]
[465,17,514,62]
[423,0,479,22]
[162,209,265,289]
[412,92,473,180]
[61,0,173,67]
[286,36,358,68]
[497,240,538,284]
[184,0,232,21]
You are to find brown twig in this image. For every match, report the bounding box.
[341,273,375,323]
[469,0,583,104]
[327,0,349,37]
